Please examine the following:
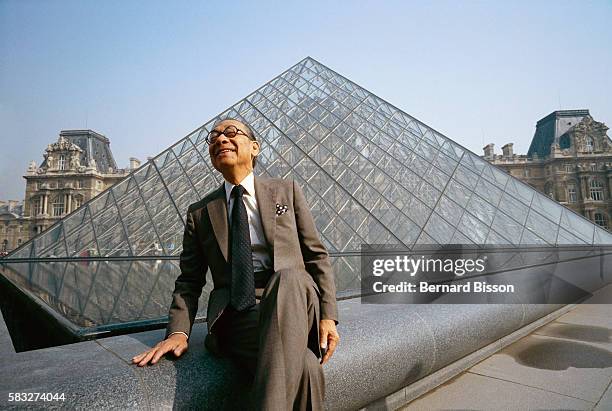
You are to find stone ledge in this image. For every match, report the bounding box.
[0,300,564,410]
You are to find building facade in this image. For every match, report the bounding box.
[0,200,26,253]
[0,130,138,255]
[484,110,612,229]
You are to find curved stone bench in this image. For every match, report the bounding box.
[0,299,566,410]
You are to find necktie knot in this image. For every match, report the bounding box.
[231,184,246,199]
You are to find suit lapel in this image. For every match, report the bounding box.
[207,183,229,262]
[254,176,276,251]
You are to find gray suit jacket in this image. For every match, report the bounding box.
[165,176,338,341]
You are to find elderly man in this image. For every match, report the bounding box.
[132,118,340,410]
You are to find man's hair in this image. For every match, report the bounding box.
[212,118,258,168]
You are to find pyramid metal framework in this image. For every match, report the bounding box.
[8,57,612,262]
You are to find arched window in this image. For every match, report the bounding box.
[594,212,608,229]
[589,180,604,201]
[545,182,555,200]
[52,195,65,216]
[585,137,594,152]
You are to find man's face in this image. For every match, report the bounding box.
[208,119,259,174]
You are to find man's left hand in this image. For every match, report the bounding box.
[319,319,340,365]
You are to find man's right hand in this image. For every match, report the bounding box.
[131,333,188,367]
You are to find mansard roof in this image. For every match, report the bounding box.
[527,109,590,157]
[40,129,119,173]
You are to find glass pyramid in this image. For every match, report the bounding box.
[9,57,611,264]
[2,57,612,341]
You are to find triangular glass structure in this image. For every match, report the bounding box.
[4,57,612,347]
[7,57,612,262]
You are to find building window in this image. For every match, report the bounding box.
[559,135,571,149]
[31,198,41,216]
[18,239,22,246]
[567,185,577,203]
[545,183,554,200]
[2,240,7,252]
[594,213,608,229]
[52,195,65,216]
[77,180,83,188]
[524,168,530,178]
[590,163,597,172]
[585,137,594,152]
[589,180,604,201]
[58,154,66,170]
[73,196,82,210]
[564,164,573,173]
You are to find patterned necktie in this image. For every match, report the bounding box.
[229,184,256,311]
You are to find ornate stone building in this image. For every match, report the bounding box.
[0,200,26,254]
[483,110,612,229]
[1,130,139,255]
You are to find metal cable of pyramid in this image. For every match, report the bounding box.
[1,57,612,344]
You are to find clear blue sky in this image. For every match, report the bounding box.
[1,0,611,200]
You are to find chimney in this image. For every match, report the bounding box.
[129,157,141,170]
[502,143,514,158]
[483,143,495,160]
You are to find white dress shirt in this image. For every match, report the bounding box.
[224,172,272,272]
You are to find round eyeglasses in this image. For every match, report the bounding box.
[206,126,251,145]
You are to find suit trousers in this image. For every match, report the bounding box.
[213,268,324,411]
